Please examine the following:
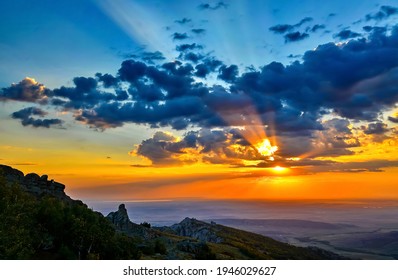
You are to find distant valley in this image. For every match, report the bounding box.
[210,219,398,260]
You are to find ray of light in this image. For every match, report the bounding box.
[97,0,174,59]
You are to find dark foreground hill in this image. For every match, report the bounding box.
[0,164,343,260]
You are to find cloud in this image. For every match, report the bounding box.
[191,28,206,35]
[138,51,166,64]
[131,128,271,166]
[269,17,313,34]
[198,2,227,10]
[194,57,223,77]
[334,29,361,40]
[175,18,191,25]
[179,52,204,63]
[176,43,203,52]
[363,122,389,135]
[295,17,313,27]
[365,5,398,21]
[218,64,239,82]
[3,24,398,162]
[172,32,189,40]
[120,50,166,64]
[312,160,398,173]
[388,115,398,123]
[284,31,309,42]
[269,24,294,34]
[0,77,49,103]
[309,24,326,33]
[11,107,63,128]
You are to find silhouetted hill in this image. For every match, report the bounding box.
[0,164,343,260]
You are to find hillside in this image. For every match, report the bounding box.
[0,164,342,260]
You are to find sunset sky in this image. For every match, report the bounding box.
[1,0,398,201]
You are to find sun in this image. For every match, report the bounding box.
[272,166,287,172]
[255,139,278,157]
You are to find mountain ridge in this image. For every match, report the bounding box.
[0,164,344,260]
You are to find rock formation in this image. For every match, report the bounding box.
[106,204,131,231]
[0,164,71,201]
[106,204,159,239]
[170,217,223,243]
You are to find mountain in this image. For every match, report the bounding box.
[0,164,343,259]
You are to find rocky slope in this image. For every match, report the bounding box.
[1,164,344,259]
[0,164,71,201]
[156,217,345,260]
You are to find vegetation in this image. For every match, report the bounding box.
[0,169,341,260]
[0,174,140,260]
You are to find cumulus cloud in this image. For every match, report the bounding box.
[172,32,189,40]
[0,77,49,103]
[284,31,309,42]
[365,5,398,21]
[131,128,272,166]
[363,122,389,135]
[334,29,361,40]
[176,43,204,52]
[11,107,63,128]
[2,24,398,164]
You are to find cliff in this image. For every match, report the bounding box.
[0,164,71,201]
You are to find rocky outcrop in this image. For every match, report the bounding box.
[106,204,131,231]
[0,164,71,201]
[106,204,159,239]
[169,218,223,243]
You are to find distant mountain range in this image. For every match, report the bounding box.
[0,164,343,260]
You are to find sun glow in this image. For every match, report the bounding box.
[255,139,278,157]
[273,166,287,172]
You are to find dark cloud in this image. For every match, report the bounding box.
[176,43,203,52]
[295,17,313,27]
[52,76,116,109]
[269,17,313,34]
[12,107,46,119]
[11,107,63,128]
[284,31,309,42]
[312,160,398,173]
[132,128,269,166]
[335,29,362,40]
[388,116,398,123]
[179,52,204,63]
[362,26,387,34]
[198,2,227,10]
[191,28,206,35]
[269,24,293,34]
[363,122,389,135]
[194,58,223,77]
[95,73,118,88]
[175,18,191,25]
[218,65,239,82]
[0,77,49,103]
[3,25,398,162]
[121,50,165,64]
[309,24,326,33]
[139,51,166,64]
[365,5,398,21]
[172,32,189,40]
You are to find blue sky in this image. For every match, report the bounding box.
[2,0,397,88]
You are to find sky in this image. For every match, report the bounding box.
[1,0,398,201]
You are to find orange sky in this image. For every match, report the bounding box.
[1,108,398,202]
